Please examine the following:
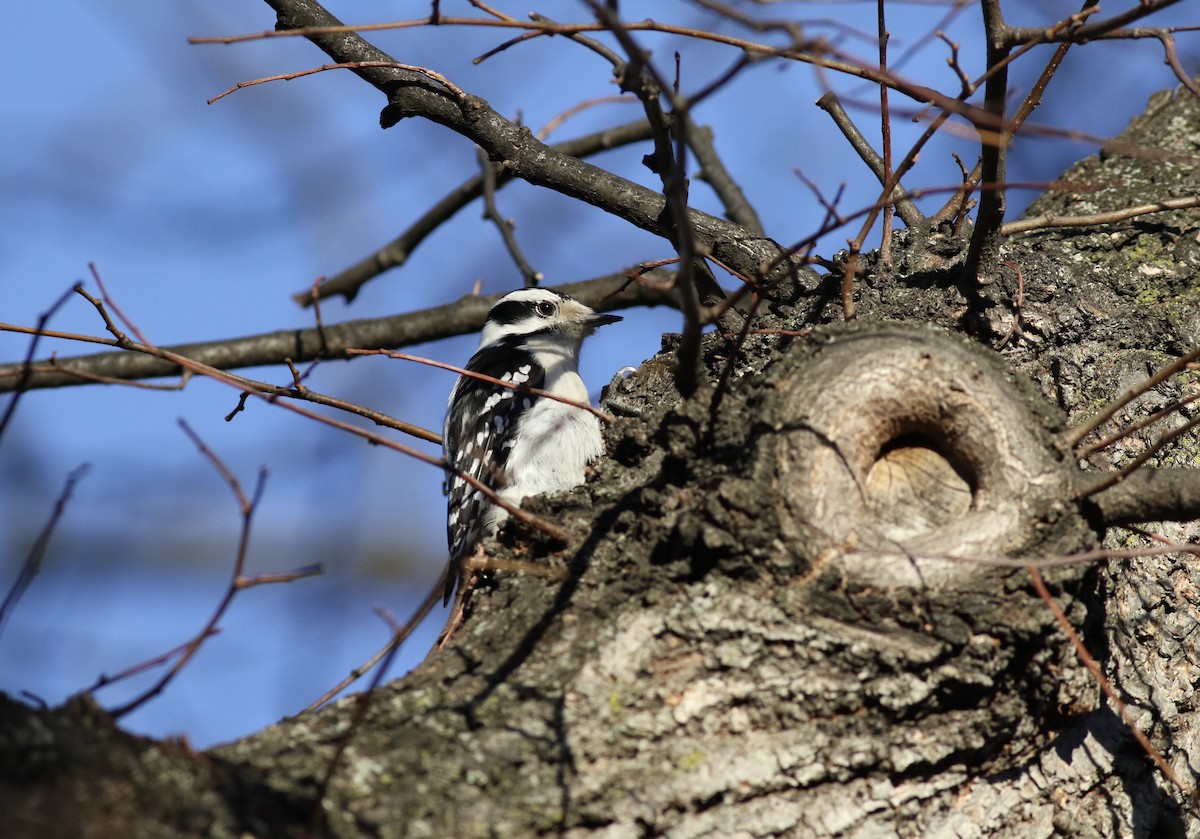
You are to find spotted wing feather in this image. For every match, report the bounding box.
[443,342,545,604]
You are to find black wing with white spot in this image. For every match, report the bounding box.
[442,340,545,604]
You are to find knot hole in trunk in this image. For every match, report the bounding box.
[767,324,1078,586]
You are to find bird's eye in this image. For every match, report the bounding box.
[535,301,555,317]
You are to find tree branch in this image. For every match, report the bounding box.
[999,0,1186,48]
[294,118,655,306]
[814,92,925,230]
[0,274,675,393]
[1091,467,1200,527]
[961,0,1012,290]
[261,0,799,285]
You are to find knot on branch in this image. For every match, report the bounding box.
[764,324,1087,587]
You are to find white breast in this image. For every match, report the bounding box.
[485,367,603,529]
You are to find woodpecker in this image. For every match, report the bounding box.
[442,287,621,610]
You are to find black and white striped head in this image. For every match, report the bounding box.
[477,288,622,352]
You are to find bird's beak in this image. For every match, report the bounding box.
[563,298,623,331]
[589,312,623,328]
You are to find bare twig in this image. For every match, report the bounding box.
[587,1,707,396]
[1003,196,1200,236]
[936,30,971,97]
[711,293,764,410]
[1156,31,1200,101]
[307,565,449,833]
[960,0,1013,290]
[477,147,541,286]
[0,465,89,637]
[87,629,221,692]
[997,261,1025,346]
[307,274,331,358]
[1075,412,1200,501]
[685,117,764,236]
[535,96,636,141]
[42,356,192,391]
[0,284,78,443]
[930,541,1200,569]
[1077,394,1200,460]
[304,567,448,712]
[1066,347,1200,448]
[208,60,466,104]
[106,422,322,718]
[1027,564,1198,806]
[74,287,443,443]
[1,274,673,393]
[348,349,613,423]
[90,264,149,346]
[1000,0,1188,48]
[294,120,654,306]
[814,92,924,229]
[876,0,895,264]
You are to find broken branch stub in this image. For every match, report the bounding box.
[765,324,1092,586]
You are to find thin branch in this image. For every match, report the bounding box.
[1077,394,1200,460]
[68,288,445,443]
[303,568,447,712]
[348,349,613,423]
[936,30,971,97]
[106,422,322,718]
[586,2,717,396]
[814,92,925,229]
[477,146,541,286]
[712,293,764,410]
[306,565,445,835]
[208,60,465,104]
[296,119,654,305]
[41,356,193,391]
[535,96,636,141]
[0,465,89,636]
[1027,564,1198,806]
[1075,412,1200,501]
[876,0,895,264]
[1002,196,1200,236]
[999,0,1187,48]
[0,274,673,393]
[685,117,764,236]
[0,284,78,444]
[1066,347,1200,448]
[90,264,149,346]
[306,274,331,358]
[503,11,623,67]
[1156,30,1200,101]
[960,0,1013,290]
[996,260,1025,346]
[932,541,1200,569]
[87,630,221,693]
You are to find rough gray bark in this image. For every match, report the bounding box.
[3,74,1200,839]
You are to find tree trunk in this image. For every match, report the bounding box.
[5,87,1200,839]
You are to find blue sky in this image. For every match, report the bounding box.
[1,2,1194,747]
